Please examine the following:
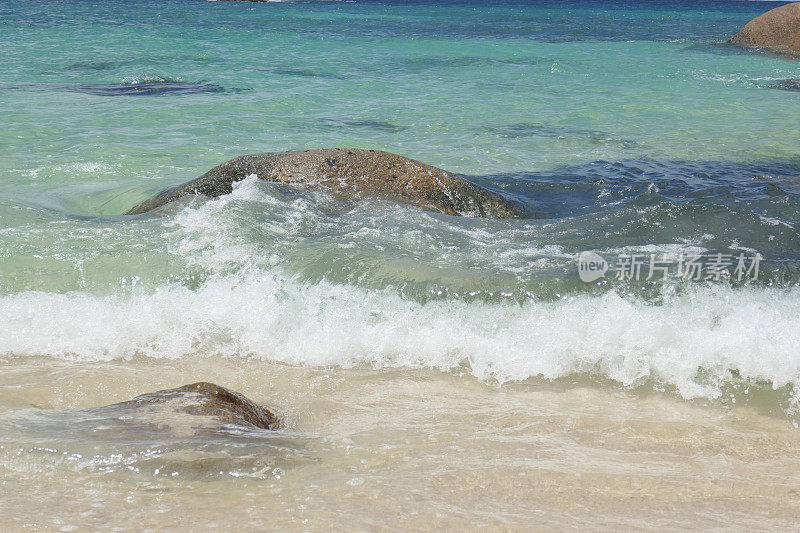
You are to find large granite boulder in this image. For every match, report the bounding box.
[126,148,527,218]
[728,2,800,55]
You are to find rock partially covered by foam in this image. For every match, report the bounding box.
[112,382,279,431]
[728,3,800,55]
[125,148,526,218]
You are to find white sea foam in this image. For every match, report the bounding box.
[2,177,798,404]
[1,271,799,402]
[121,74,180,84]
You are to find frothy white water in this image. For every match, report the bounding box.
[1,179,798,406]
[1,271,799,402]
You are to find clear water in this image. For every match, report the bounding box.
[3,0,800,394]
[2,0,800,528]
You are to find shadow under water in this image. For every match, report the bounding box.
[318,118,408,133]
[270,67,351,80]
[683,41,800,59]
[483,122,644,149]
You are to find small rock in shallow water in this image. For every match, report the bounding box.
[114,381,280,431]
[0,383,287,479]
[125,148,528,218]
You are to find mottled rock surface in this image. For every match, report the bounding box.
[728,3,800,55]
[126,148,527,218]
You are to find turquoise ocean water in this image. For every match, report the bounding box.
[2,0,800,409]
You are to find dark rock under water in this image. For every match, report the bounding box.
[125,148,528,218]
[769,78,800,91]
[0,81,228,96]
[70,81,227,96]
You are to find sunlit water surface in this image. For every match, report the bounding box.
[2,0,800,528]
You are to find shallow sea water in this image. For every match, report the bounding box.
[2,0,800,529]
[3,358,800,530]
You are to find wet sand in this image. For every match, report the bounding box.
[1,356,799,530]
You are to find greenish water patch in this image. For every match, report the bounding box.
[1,0,800,411]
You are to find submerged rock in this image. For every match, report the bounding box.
[0,383,286,479]
[111,382,280,431]
[728,3,800,55]
[71,81,227,96]
[0,81,228,96]
[125,148,527,218]
[769,78,800,91]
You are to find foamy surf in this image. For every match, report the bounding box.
[2,270,798,405]
[2,170,800,410]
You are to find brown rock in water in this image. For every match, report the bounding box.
[728,2,800,55]
[125,148,526,218]
[115,382,279,431]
